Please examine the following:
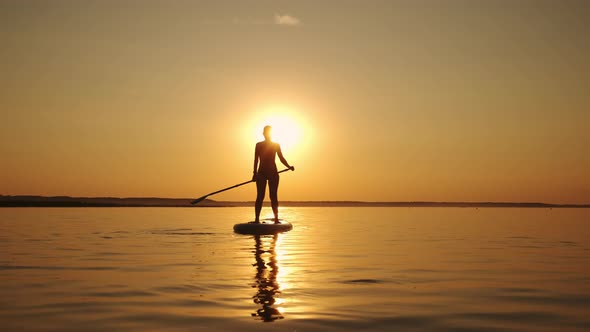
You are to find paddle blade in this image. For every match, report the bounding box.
[191,195,208,205]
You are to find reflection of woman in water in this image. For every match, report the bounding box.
[252,235,283,322]
[252,125,294,224]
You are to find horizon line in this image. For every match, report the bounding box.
[1,194,588,207]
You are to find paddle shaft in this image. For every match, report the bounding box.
[191,168,292,204]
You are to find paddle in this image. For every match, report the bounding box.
[191,168,293,205]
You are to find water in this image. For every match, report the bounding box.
[1,207,589,331]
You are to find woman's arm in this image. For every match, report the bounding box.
[252,144,259,181]
[277,144,294,170]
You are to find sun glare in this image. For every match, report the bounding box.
[263,115,300,150]
[249,106,308,155]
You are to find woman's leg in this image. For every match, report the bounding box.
[268,175,280,223]
[255,177,267,223]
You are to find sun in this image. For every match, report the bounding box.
[261,115,300,150]
[249,105,308,155]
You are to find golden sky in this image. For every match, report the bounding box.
[1,1,588,203]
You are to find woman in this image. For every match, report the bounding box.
[252,125,294,223]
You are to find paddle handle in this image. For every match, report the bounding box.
[277,168,292,174]
[191,168,293,204]
[203,179,252,198]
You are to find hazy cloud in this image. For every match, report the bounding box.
[274,14,301,26]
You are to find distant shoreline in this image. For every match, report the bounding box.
[1,195,588,208]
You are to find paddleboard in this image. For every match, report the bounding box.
[233,220,293,235]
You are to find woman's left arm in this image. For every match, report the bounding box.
[277,144,294,171]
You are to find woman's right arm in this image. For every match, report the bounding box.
[252,144,259,181]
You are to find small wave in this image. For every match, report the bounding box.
[559,241,577,246]
[153,284,207,294]
[155,228,193,232]
[151,230,215,236]
[507,236,537,239]
[509,245,546,249]
[498,287,542,294]
[494,293,590,306]
[83,290,156,298]
[0,265,116,271]
[343,279,382,284]
[56,247,83,251]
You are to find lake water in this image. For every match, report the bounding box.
[1,207,589,331]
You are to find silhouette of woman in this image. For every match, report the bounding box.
[252,125,294,223]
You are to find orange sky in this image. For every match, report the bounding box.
[1,1,588,203]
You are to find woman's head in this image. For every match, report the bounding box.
[263,125,272,140]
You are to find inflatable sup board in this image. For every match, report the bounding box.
[233,219,293,235]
